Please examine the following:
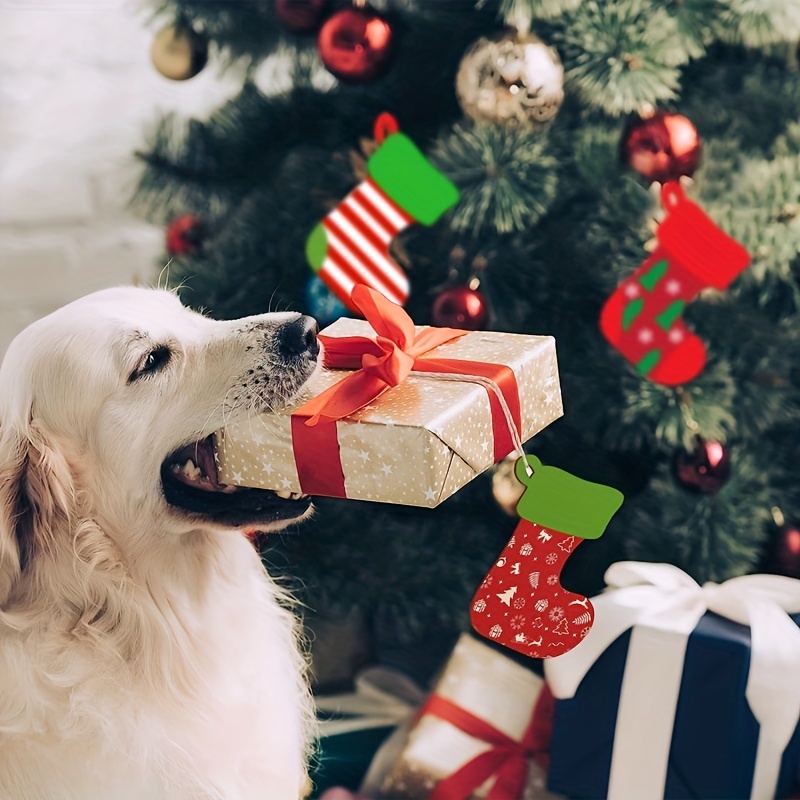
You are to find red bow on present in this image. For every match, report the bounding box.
[290,285,523,498]
[422,694,540,800]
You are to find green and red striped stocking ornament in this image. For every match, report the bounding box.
[600,182,751,386]
[305,114,460,314]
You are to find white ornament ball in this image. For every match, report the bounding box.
[456,30,564,127]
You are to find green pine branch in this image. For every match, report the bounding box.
[432,123,559,235]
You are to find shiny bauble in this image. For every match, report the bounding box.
[306,275,348,327]
[492,455,525,516]
[317,7,393,82]
[673,438,730,494]
[151,23,208,81]
[767,523,800,579]
[275,0,328,33]
[622,111,702,183]
[431,286,489,331]
[456,31,564,127]
[166,215,206,256]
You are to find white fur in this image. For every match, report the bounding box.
[0,287,317,800]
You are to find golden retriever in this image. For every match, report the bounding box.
[0,287,320,799]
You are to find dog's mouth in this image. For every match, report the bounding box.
[160,436,312,528]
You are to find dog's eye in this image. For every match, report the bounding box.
[130,347,171,382]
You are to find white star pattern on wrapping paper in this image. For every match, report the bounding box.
[260,461,274,475]
[423,488,437,502]
[668,328,685,343]
[638,328,655,344]
[623,283,640,298]
[252,431,266,445]
[231,471,244,483]
[358,450,371,462]
[280,477,292,490]
[380,464,393,476]
[665,279,682,295]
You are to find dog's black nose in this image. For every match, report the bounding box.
[277,315,319,358]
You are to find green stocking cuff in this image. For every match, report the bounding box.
[514,455,624,539]
[368,133,460,226]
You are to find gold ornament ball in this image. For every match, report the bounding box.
[491,455,525,516]
[456,31,564,127]
[151,24,209,81]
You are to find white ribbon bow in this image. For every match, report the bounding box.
[544,561,800,800]
[315,667,426,798]
[315,666,425,738]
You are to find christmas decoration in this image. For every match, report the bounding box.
[215,285,563,506]
[456,30,564,127]
[764,509,800,579]
[622,111,702,184]
[768,522,800,578]
[673,437,730,493]
[544,562,800,800]
[600,181,751,385]
[380,634,549,799]
[317,6,393,83]
[431,284,489,331]
[491,454,525,516]
[166,214,206,256]
[151,22,208,81]
[306,114,459,312]
[275,0,328,33]
[471,455,623,659]
[306,275,349,327]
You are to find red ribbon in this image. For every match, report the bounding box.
[422,694,538,800]
[291,285,522,498]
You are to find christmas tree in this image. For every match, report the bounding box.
[135,0,800,683]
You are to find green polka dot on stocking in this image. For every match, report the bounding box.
[655,300,685,330]
[636,349,661,375]
[639,260,669,291]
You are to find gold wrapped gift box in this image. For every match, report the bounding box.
[214,318,562,507]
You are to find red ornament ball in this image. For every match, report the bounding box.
[769,523,800,578]
[275,0,328,33]
[622,111,702,183]
[432,286,489,331]
[166,215,206,256]
[317,7,393,82]
[673,438,730,494]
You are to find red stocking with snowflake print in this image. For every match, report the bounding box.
[471,520,594,658]
[471,456,623,660]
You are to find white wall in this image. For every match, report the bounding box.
[0,0,239,357]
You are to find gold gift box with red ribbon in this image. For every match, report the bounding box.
[379,634,553,800]
[214,286,562,507]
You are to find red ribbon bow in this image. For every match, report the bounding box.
[290,285,522,498]
[422,694,539,800]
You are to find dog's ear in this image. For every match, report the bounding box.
[0,423,76,605]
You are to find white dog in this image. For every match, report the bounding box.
[0,287,321,800]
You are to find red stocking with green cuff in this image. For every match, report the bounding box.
[600,182,750,386]
[471,456,623,659]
